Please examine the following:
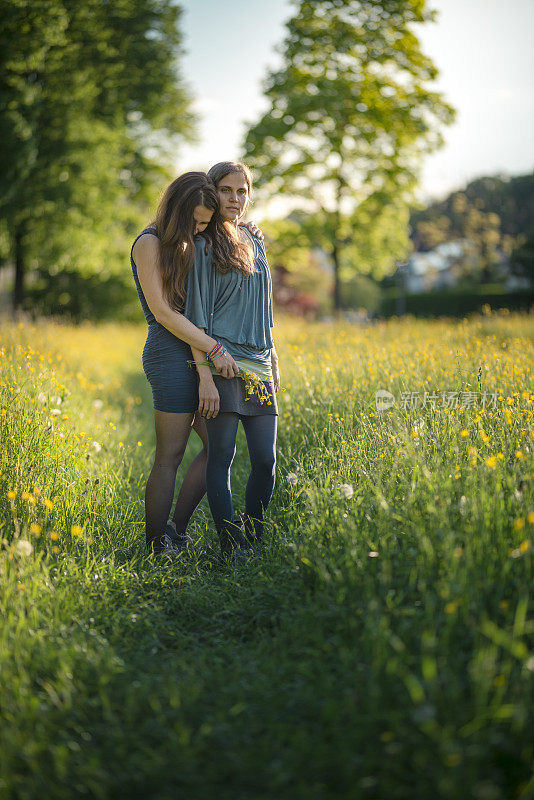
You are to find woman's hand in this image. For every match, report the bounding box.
[212,351,239,379]
[198,375,220,419]
[242,221,264,240]
[271,358,280,393]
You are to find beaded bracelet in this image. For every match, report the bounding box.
[211,348,227,360]
[207,341,225,361]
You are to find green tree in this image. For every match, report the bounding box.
[244,0,454,310]
[511,228,534,285]
[0,0,195,310]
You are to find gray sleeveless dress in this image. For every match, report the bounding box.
[131,227,198,413]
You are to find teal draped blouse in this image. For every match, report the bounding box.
[185,232,274,372]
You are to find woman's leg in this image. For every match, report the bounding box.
[204,412,240,530]
[145,410,194,551]
[241,414,278,543]
[171,413,208,534]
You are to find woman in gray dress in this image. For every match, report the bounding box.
[185,162,280,558]
[131,171,261,557]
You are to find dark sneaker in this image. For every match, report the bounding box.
[163,521,193,553]
[148,522,193,561]
[240,514,264,555]
[217,521,253,562]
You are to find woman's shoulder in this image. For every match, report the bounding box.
[132,228,159,265]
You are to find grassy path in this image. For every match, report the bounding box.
[1,314,533,799]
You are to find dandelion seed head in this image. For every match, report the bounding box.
[16,540,33,557]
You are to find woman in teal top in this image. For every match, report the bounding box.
[185,161,280,558]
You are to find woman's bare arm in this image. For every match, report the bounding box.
[271,342,280,393]
[191,343,220,419]
[133,233,238,378]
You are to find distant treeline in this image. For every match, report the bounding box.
[408,173,534,285]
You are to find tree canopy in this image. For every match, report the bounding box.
[0,0,195,310]
[244,0,454,309]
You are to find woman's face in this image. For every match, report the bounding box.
[193,205,214,235]
[216,171,249,223]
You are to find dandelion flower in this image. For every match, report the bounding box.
[7,490,16,500]
[485,455,497,469]
[29,523,42,535]
[513,518,525,532]
[71,525,83,537]
[43,498,54,510]
[50,531,59,541]
[527,511,534,525]
[286,473,298,486]
[339,483,354,500]
[460,429,469,438]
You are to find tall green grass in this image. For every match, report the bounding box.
[1,314,532,799]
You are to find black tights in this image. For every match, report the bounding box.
[205,413,277,532]
[145,411,207,550]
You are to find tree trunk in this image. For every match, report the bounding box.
[332,243,342,311]
[13,227,25,311]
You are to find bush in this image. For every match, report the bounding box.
[23,268,143,323]
[380,285,534,318]
[341,274,382,312]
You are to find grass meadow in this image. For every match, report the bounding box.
[1,312,533,800]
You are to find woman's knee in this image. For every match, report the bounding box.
[207,445,236,472]
[153,444,187,471]
[252,450,276,476]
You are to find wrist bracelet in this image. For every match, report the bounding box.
[207,341,224,361]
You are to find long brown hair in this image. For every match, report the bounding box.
[206,162,255,277]
[153,172,218,310]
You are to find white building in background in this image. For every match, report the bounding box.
[402,239,530,293]
[404,240,470,293]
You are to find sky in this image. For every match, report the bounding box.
[177,0,534,208]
